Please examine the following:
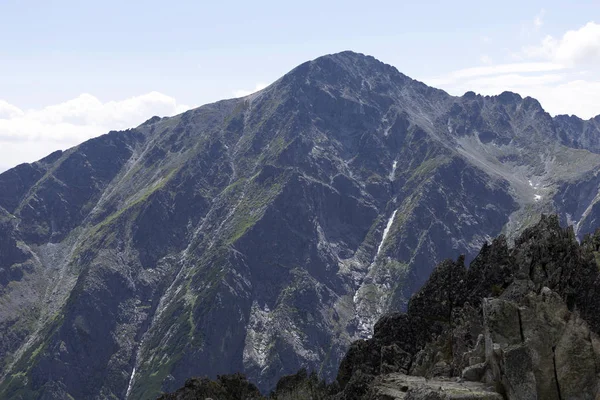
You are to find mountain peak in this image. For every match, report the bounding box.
[315,50,384,64]
[279,50,410,92]
[495,90,523,104]
[318,50,408,79]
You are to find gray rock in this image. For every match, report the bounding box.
[369,373,503,400]
[380,344,412,375]
[554,315,599,400]
[461,363,486,382]
[482,298,523,348]
[463,335,485,367]
[501,344,538,400]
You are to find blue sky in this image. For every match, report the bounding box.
[1,0,599,170]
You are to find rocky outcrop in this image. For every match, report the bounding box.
[367,374,502,400]
[333,215,600,399]
[157,374,263,400]
[482,287,600,400]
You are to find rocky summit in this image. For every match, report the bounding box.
[0,51,600,399]
[162,214,600,399]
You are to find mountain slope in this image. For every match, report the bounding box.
[0,51,600,399]
[162,215,600,400]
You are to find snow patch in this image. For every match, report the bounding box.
[389,160,397,180]
[125,367,136,399]
[566,213,579,234]
[376,210,397,258]
[528,179,541,190]
[534,194,542,201]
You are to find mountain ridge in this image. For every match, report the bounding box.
[1,51,600,399]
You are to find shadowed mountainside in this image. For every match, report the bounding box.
[1,51,600,399]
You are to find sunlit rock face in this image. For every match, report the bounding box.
[1,51,599,399]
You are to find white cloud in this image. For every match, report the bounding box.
[0,92,191,171]
[427,62,565,86]
[533,79,600,117]
[233,83,268,98]
[469,77,600,118]
[523,22,600,65]
[467,73,565,88]
[533,9,545,30]
[422,21,600,119]
[0,100,24,119]
[480,55,493,65]
[424,66,600,119]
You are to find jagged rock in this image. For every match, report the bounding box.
[554,315,598,400]
[333,217,600,399]
[462,334,485,368]
[409,334,453,379]
[380,344,412,375]
[517,289,567,399]
[500,344,537,400]
[481,286,600,400]
[156,374,262,400]
[408,258,468,324]
[461,363,486,382]
[451,305,485,373]
[270,369,329,400]
[482,298,523,348]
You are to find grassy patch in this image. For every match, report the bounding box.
[0,312,65,398]
[406,155,450,186]
[225,170,289,244]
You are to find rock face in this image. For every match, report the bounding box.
[164,215,600,399]
[1,51,600,399]
[367,374,503,400]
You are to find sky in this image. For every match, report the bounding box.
[1,0,599,171]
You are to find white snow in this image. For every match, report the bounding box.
[529,179,543,201]
[125,367,136,399]
[376,210,397,258]
[389,160,397,180]
[528,179,541,189]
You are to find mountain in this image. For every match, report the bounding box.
[0,51,600,399]
[161,215,600,400]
